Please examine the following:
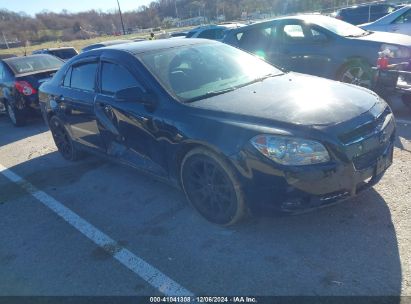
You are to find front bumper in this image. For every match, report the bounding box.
[279,139,394,213]
[231,121,395,214]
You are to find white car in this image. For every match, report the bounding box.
[360,5,411,36]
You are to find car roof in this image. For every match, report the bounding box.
[189,23,243,31]
[89,39,132,47]
[96,38,215,55]
[339,2,395,10]
[230,14,333,29]
[36,47,76,51]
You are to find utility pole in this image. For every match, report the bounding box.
[175,0,178,18]
[2,32,9,49]
[117,0,126,35]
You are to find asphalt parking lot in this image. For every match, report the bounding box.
[0,103,410,297]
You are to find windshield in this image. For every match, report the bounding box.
[138,43,282,102]
[5,55,63,74]
[304,15,368,37]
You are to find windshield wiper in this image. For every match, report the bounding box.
[243,73,283,86]
[185,88,236,103]
[184,73,282,103]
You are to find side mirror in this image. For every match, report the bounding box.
[114,86,156,109]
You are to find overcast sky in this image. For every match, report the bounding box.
[0,0,153,15]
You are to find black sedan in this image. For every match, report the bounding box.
[0,54,64,126]
[223,15,411,88]
[39,39,395,225]
[32,47,79,61]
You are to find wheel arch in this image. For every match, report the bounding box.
[173,141,238,188]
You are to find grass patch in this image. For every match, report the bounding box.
[0,26,194,56]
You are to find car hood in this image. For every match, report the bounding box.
[189,73,379,126]
[355,31,411,46]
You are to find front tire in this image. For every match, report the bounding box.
[49,116,82,161]
[6,103,26,127]
[338,60,372,89]
[181,148,246,226]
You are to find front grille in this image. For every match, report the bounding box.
[352,141,390,170]
[338,107,391,145]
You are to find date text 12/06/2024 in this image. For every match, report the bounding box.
[149,297,257,303]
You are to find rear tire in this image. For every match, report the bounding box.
[181,148,246,226]
[6,103,26,127]
[49,116,82,161]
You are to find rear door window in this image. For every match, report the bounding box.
[237,24,276,53]
[70,62,97,92]
[279,22,310,43]
[198,29,222,40]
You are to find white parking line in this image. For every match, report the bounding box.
[396,119,411,125]
[0,163,194,296]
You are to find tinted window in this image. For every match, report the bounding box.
[394,9,411,24]
[50,49,78,60]
[238,25,275,53]
[70,62,97,91]
[198,29,225,40]
[371,4,395,14]
[0,63,4,81]
[101,62,139,95]
[186,31,196,38]
[283,24,305,39]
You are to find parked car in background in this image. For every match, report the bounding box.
[170,31,188,38]
[186,23,244,41]
[333,2,397,25]
[0,54,64,126]
[81,40,132,52]
[224,15,411,89]
[32,47,78,61]
[39,39,395,225]
[360,5,411,36]
[0,54,17,60]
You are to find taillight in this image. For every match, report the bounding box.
[15,81,37,96]
[335,15,343,20]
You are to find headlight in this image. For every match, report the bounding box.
[381,44,411,59]
[251,135,330,166]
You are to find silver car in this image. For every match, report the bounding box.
[360,5,411,36]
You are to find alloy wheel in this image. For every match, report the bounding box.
[340,65,372,88]
[182,155,238,225]
[50,119,73,160]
